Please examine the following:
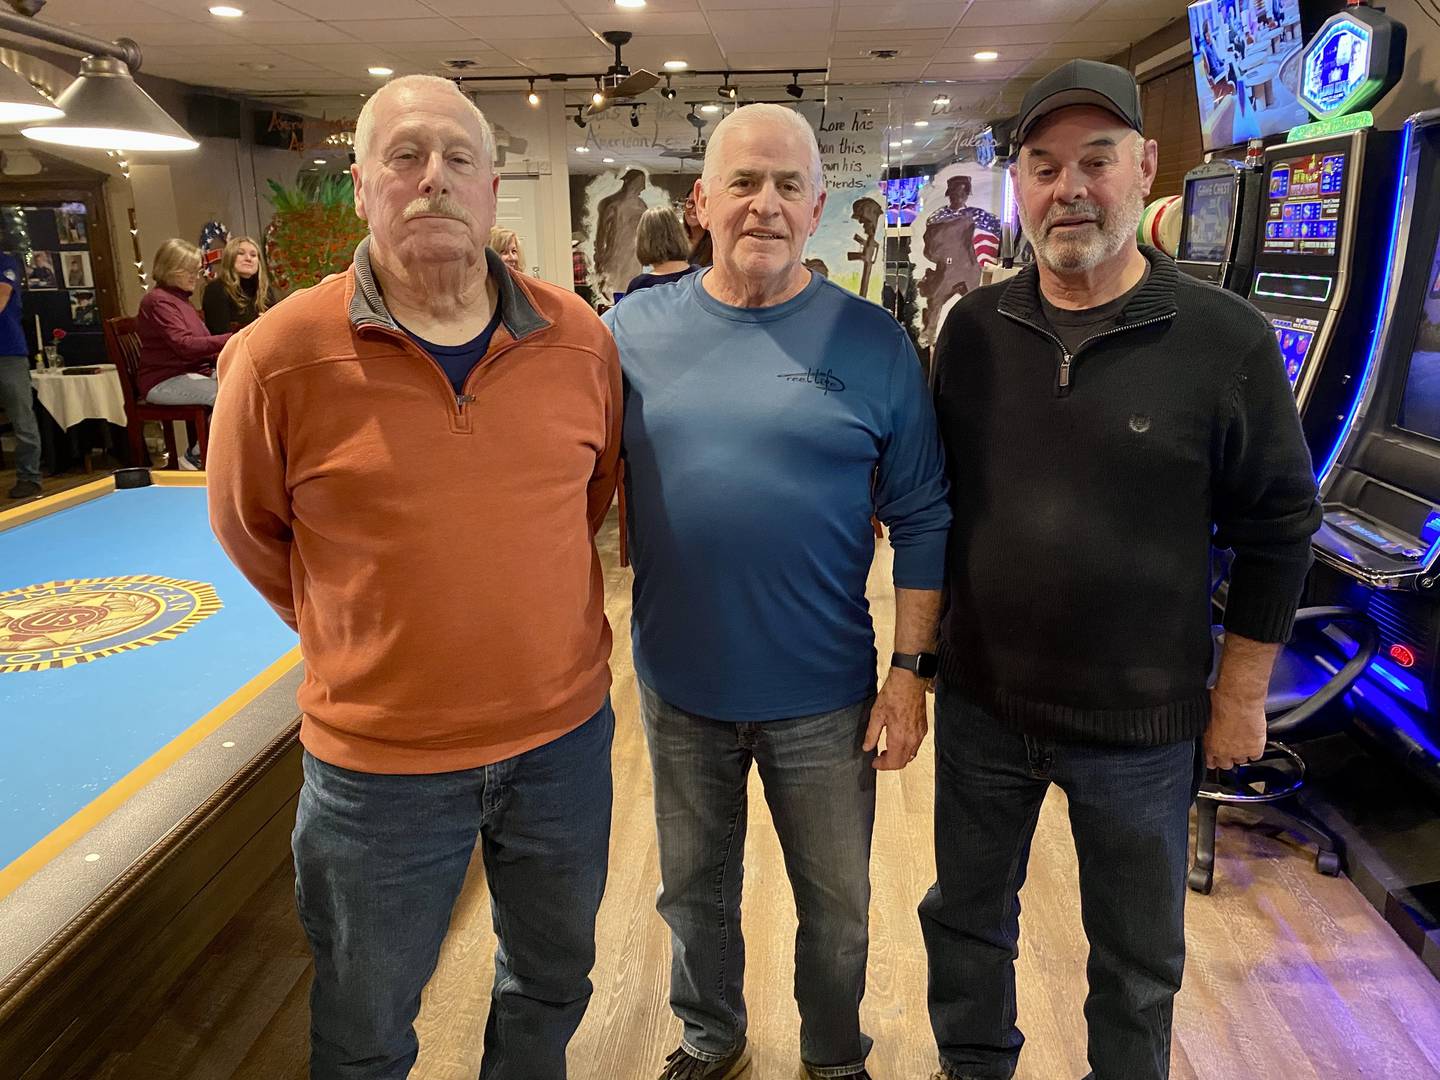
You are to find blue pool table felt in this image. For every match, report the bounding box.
[0,485,298,872]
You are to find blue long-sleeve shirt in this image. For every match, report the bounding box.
[604,270,950,721]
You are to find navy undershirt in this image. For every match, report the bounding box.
[401,307,503,393]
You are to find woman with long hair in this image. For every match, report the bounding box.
[489,226,524,274]
[201,236,275,334]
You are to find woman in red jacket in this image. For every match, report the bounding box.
[135,239,232,468]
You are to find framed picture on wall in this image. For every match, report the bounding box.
[26,251,59,290]
[57,204,87,246]
[69,289,97,326]
[61,250,92,289]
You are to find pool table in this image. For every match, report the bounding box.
[0,469,303,1076]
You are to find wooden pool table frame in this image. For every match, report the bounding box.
[0,471,304,1079]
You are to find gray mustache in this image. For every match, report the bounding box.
[402,196,472,224]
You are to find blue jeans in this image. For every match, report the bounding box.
[293,701,615,1080]
[639,683,876,1077]
[145,371,217,405]
[0,355,41,483]
[919,683,1201,1080]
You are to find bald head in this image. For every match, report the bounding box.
[354,75,495,169]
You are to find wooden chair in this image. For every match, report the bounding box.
[103,315,210,470]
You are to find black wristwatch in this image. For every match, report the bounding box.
[891,651,938,678]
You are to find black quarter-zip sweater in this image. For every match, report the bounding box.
[932,248,1322,746]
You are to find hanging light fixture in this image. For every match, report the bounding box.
[661,74,676,100]
[0,62,64,124]
[21,55,197,151]
[591,76,605,107]
[785,72,803,99]
[526,78,540,107]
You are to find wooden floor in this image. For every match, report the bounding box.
[72,520,1440,1080]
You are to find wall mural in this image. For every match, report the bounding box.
[910,160,1007,346]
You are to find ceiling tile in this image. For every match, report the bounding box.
[75,22,252,47]
[273,42,404,65]
[483,36,611,59]
[721,51,833,67]
[119,0,312,15]
[216,20,361,44]
[945,24,1069,46]
[280,0,436,15]
[449,14,591,38]
[566,0,703,10]
[700,0,831,8]
[1051,18,1171,42]
[932,42,1049,62]
[961,0,1104,26]
[836,3,965,31]
[35,0,192,21]
[325,19,472,42]
[923,59,1028,79]
[571,11,713,36]
[1034,39,1132,60]
[422,0,569,10]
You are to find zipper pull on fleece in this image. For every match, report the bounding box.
[1059,354,1073,389]
[456,392,476,412]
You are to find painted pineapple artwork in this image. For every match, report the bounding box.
[264,174,369,292]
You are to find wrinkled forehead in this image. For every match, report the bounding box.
[1020,106,1139,160]
[714,121,815,179]
[371,86,486,151]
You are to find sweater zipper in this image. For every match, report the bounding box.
[1000,309,1176,396]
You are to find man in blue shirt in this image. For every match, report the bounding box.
[0,250,41,499]
[605,104,951,1080]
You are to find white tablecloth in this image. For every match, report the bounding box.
[30,365,128,430]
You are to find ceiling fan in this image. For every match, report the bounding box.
[659,106,710,161]
[588,30,659,114]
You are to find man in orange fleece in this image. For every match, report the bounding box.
[208,75,622,1080]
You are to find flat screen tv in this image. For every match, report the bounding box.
[880,174,928,227]
[1188,0,1310,152]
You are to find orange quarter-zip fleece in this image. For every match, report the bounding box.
[208,240,621,774]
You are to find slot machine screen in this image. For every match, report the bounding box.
[1395,228,1440,441]
[1179,173,1237,264]
[1269,313,1321,387]
[1262,150,1347,257]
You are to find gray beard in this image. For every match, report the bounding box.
[1020,191,1146,275]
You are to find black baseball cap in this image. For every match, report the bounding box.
[1014,59,1143,147]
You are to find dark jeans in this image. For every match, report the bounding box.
[293,700,614,1080]
[0,355,41,483]
[919,683,1201,1080]
[639,683,876,1077]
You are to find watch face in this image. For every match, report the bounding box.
[916,653,939,678]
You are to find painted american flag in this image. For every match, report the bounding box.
[968,208,1002,267]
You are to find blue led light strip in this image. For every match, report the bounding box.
[1316,118,1415,486]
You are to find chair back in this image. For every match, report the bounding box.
[103,315,143,411]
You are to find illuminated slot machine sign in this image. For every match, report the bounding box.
[1263,151,1346,257]
[1269,313,1322,386]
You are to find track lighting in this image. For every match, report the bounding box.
[661,74,676,100]
[526,78,539,106]
[630,104,640,128]
[718,73,737,100]
[591,76,605,107]
[785,72,803,99]
[573,107,587,128]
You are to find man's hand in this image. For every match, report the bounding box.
[1205,687,1267,770]
[1206,631,1281,770]
[864,669,929,770]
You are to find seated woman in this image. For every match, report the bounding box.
[623,207,697,298]
[201,236,275,333]
[135,239,232,468]
[489,226,524,274]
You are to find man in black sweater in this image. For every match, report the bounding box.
[922,61,1321,1080]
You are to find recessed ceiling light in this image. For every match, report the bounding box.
[209,4,244,16]
[902,138,913,144]
[602,156,615,162]
[313,158,326,164]
[575,145,591,152]
[664,60,688,71]
[368,66,393,77]
[890,140,902,147]
[974,51,1000,61]
[700,103,720,113]
[914,119,929,127]
[615,0,646,7]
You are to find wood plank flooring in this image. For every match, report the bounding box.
[72,520,1440,1080]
